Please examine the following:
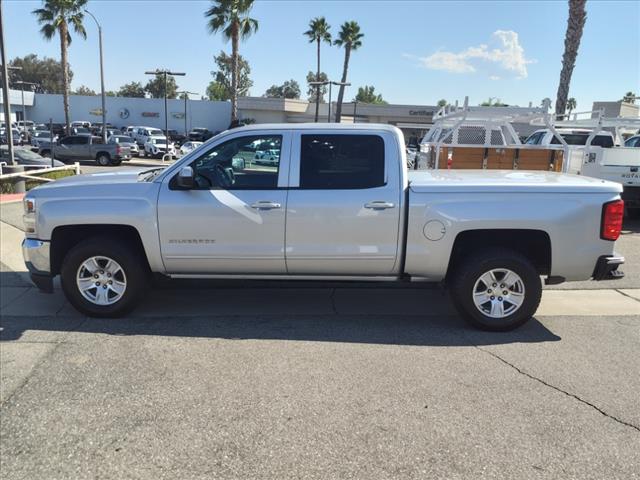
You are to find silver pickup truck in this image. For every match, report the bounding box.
[38,135,131,166]
[22,124,625,330]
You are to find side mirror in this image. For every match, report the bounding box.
[176,166,195,189]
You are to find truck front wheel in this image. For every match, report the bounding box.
[96,153,111,166]
[449,249,542,331]
[60,237,148,317]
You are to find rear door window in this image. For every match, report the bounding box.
[299,134,385,189]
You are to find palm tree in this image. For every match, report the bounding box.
[622,91,637,104]
[32,0,88,135]
[333,21,364,123]
[205,0,258,123]
[304,17,332,122]
[566,97,577,117]
[555,0,587,117]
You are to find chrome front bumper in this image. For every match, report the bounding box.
[22,239,54,293]
[22,238,50,274]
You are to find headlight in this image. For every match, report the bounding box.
[24,197,36,214]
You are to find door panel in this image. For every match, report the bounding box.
[157,131,291,274]
[285,131,402,275]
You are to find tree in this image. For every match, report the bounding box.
[622,91,637,104]
[205,0,258,122]
[437,99,447,107]
[145,73,178,99]
[566,97,577,116]
[555,0,587,117]
[105,91,117,97]
[306,71,328,103]
[541,97,552,108]
[264,80,301,99]
[8,54,72,93]
[354,85,386,104]
[73,85,96,96]
[207,51,253,101]
[33,0,88,134]
[206,81,228,101]
[117,81,146,98]
[304,17,332,121]
[334,21,364,123]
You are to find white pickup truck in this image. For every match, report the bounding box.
[22,124,625,330]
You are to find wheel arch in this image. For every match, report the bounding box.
[50,224,151,276]
[446,229,552,281]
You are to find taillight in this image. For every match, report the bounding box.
[601,200,624,241]
[116,146,121,155]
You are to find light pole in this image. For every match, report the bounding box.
[177,91,197,137]
[145,69,186,141]
[308,80,350,123]
[15,81,37,138]
[84,10,107,143]
[0,0,20,165]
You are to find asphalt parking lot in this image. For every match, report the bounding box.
[1,172,639,479]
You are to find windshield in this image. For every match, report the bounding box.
[34,132,50,138]
[113,136,132,143]
[149,130,163,136]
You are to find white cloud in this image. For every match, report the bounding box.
[409,30,535,79]
[489,75,501,81]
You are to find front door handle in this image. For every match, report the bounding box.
[364,201,395,210]
[250,201,282,210]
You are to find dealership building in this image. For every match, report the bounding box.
[2,90,638,145]
[1,90,434,144]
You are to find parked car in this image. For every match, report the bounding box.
[135,127,164,147]
[38,135,131,166]
[22,124,625,330]
[254,148,279,166]
[71,121,92,129]
[167,129,187,146]
[16,120,35,133]
[144,136,175,158]
[179,141,202,155]
[0,146,64,167]
[70,127,92,136]
[108,135,139,156]
[90,122,113,135]
[0,128,23,145]
[30,131,57,149]
[524,128,615,147]
[624,135,640,147]
[124,125,142,138]
[188,127,214,142]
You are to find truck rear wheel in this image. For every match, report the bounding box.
[449,249,542,331]
[60,237,148,317]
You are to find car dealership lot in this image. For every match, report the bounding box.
[1,178,640,478]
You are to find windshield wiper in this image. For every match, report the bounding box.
[138,167,165,181]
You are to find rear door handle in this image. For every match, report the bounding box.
[250,201,282,210]
[364,201,395,210]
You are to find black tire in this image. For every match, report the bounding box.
[60,237,149,317]
[110,157,122,166]
[449,248,542,331]
[96,153,111,166]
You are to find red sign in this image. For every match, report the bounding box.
[142,112,160,117]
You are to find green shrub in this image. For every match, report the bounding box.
[1,170,76,194]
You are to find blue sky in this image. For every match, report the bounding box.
[4,0,639,109]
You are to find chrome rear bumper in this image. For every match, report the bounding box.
[592,255,625,281]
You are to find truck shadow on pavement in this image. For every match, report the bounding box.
[1,285,561,347]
